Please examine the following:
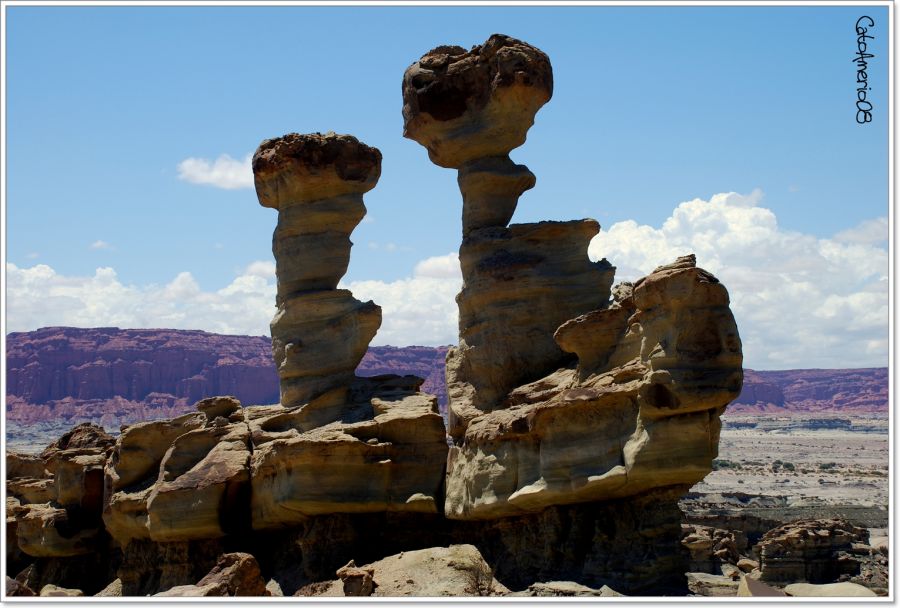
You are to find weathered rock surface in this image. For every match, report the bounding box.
[252,132,384,408]
[511,581,624,597]
[445,256,742,519]
[784,581,877,597]
[39,583,85,596]
[446,220,615,436]
[103,398,249,544]
[250,375,447,527]
[686,572,739,597]
[316,545,508,597]
[736,575,787,597]
[404,35,617,440]
[682,523,745,573]
[754,518,868,584]
[403,34,552,169]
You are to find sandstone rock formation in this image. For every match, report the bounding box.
[247,131,448,529]
[403,33,742,592]
[403,34,616,439]
[754,518,868,584]
[4,34,752,598]
[253,132,382,408]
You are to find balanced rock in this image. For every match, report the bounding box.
[403,34,615,439]
[252,132,383,407]
[402,34,552,170]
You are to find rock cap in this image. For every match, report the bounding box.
[253,132,382,208]
[402,34,553,168]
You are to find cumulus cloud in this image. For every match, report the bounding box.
[588,190,888,369]
[340,253,462,346]
[89,240,112,250]
[5,254,462,347]
[833,216,889,245]
[6,194,888,370]
[177,153,253,189]
[6,263,276,337]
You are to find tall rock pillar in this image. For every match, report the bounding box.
[403,35,616,439]
[252,133,383,408]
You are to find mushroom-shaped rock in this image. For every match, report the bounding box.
[252,132,385,408]
[402,34,552,169]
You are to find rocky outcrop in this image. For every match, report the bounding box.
[154,553,268,597]
[754,518,868,584]
[402,33,742,593]
[443,256,741,520]
[403,34,616,439]
[253,132,383,408]
[249,375,448,528]
[682,524,745,573]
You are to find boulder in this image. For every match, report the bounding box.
[364,545,508,597]
[513,581,624,597]
[39,584,84,596]
[95,578,123,597]
[681,524,743,573]
[686,572,739,597]
[193,552,268,596]
[104,406,250,544]
[736,575,787,597]
[785,582,877,597]
[336,560,376,596]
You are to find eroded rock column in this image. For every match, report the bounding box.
[403,35,615,439]
[252,133,382,408]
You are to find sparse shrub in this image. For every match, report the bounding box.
[819,462,837,471]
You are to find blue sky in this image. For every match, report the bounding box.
[4,4,891,369]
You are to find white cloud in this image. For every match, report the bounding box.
[413,252,461,279]
[6,192,888,370]
[4,257,462,347]
[90,240,112,250]
[588,190,888,369]
[833,216,888,245]
[5,263,276,337]
[177,153,253,190]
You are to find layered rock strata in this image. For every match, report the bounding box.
[403,34,616,438]
[402,34,742,593]
[403,33,742,524]
[252,132,383,407]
